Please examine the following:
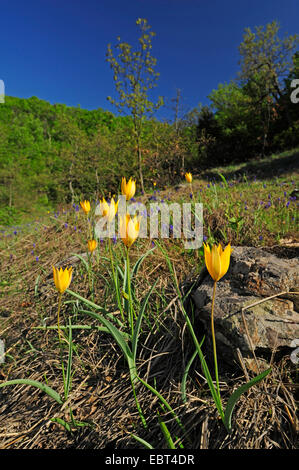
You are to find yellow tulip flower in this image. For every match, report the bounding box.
[53,266,73,294]
[202,242,232,408]
[203,243,232,282]
[185,172,192,184]
[121,177,136,201]
[80,200,91,215]
[100,197,119,222]
[87,239,98,253]
[119,214,140,248]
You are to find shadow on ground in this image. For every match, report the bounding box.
[201,149,299,182]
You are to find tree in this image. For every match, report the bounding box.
[106,18,164,193]
[238,21,299,126]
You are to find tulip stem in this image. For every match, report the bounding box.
[57,292,67,398]
[211,281,221,406]
[109,235,124,322]
[87,213,92,239]
[57,292,62,345]
[126,247,134,337]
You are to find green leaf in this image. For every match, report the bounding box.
[137,375,189,443]
[66,289,108,314]
[181,344,202,404]
[0,379,63,404]
[224,368,272,432]
[90,313,133,363]
[64,317,73,400]
[70,253,90,273]
[51,417,72,432]
[132,280,158,363]
[157,412,176,449]
[130,433,154,449]
[66,290,132,361]
[34,274,41,296]
[122,290,129,300]
[217,172,229,189]
[131,246,155,280]
[78,308,125,330]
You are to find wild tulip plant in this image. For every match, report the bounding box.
[101,196,125,322]
[121,176,136,201]
[156,240,271,432]
[66,181,156,428]
[86,239,98,298]
[0,264,90,432]
[185,172,193,199]
[68,184,186,438]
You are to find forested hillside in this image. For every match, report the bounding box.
[0,21,298,226]
[0,95,201,225]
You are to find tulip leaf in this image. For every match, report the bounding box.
[87,311,133,362]
[66,289,108,313]
[51,417,72,432]
[157,413,176,449]
[137,375,188,441]
[217,172,229,189]
[70,253,90,274]
[131,246,156,280]
[66,290,132,359]
[181,341,204,404]
[64,317,73,401]
[122,290,129,300]
[0,379,63,404]
[130,433,154,449]
[78,308,125,330]
[132,279,158,363]
[223,368,272,432]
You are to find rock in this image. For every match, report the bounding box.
[192,246,299,371]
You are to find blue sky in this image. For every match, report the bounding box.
[1,0,298,121]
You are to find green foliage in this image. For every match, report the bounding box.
[238,21,299,96]
[194,22,299,168]
[0,95,189,225]
[0,20,298,225]
[0,206,25,225]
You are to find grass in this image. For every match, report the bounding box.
[0,148,298,449]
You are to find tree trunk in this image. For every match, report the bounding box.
[134,128,145,194]
[95,168,100,201]
[137,144,145,194]
[69,162,75,204]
